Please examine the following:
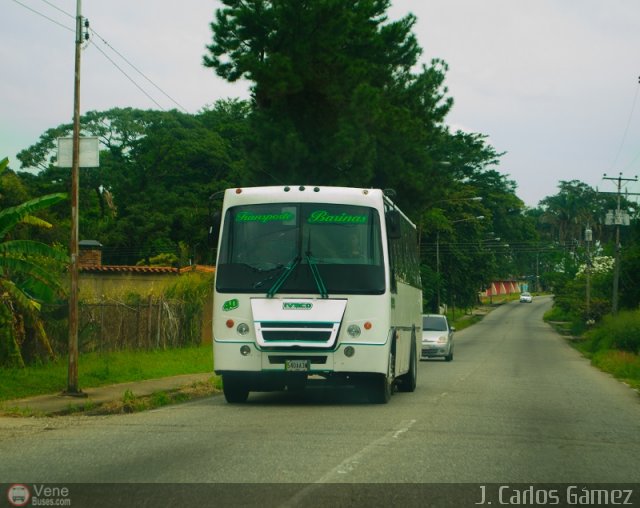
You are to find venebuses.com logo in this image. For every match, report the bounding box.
[6,484,72,506]
[7,484,30,507]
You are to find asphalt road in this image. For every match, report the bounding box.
[1,296,639,505]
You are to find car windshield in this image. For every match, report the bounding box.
[216,202,385,295]
[423,315,448,331]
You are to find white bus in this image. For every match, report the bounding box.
[212,185,422,403]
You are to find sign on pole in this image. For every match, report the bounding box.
[57,137,100,168]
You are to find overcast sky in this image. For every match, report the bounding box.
[3,0,640,207]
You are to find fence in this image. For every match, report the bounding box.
[43,297,205,355]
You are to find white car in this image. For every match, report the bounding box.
[421,314,454,361]
[520,292,533,303]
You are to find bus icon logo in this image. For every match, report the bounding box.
[283,302,312,310]
[7,484,30,507]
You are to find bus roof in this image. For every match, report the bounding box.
[221,185,417,229]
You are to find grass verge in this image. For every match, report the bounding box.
[451,314,484,332]
[571,343,640,392]
[590,350,640,391]
[85,378,222,416]
[548,308,640,393]
[0,345,214,402]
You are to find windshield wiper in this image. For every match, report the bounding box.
[266,256,300,298]
[252,264,285,290]
[305,253,328,299]
[304,232,329,299]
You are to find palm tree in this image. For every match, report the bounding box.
[0,157,68,367]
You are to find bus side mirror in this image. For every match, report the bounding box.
[208,211,222,247]
[386,210,401,240]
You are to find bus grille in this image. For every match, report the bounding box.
[257,322,338,347]
[262,330,332,342]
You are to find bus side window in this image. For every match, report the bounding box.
[386,210,401,240]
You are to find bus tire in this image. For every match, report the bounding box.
[398,337,417,393]
[222,375,249,403]
[367,373,392,404]
[368,349,394,403]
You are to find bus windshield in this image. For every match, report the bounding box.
[216,203,385,295]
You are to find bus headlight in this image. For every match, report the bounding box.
[344,346,355,358]
[347,324,361,338]
[240,345,251,356]
[237,323,250,336]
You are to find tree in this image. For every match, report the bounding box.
[16,104,252,266]
[0,157,68,367]
[204,0,457,212]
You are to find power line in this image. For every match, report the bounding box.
[14,0,188,113]
[10,0,74,32]
[37,0,74,19]
[89,41,166,110]
[609,78,640,172]
[89,28,188,113]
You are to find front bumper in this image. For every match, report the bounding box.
[421,345,449,358]
[214,340,389,375]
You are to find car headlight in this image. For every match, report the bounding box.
[437,335,447,344]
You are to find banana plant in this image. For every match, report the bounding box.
[0,157,69,367]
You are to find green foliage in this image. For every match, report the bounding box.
[584,310,640,354]
[538,181,601,243]
[205,0,470,214]
[164,273,213,345]
[420,264,438,313]
[589,350,640,390]
[543,306,571,322]
[16,105,250,266]
[123,292,145,307]
[0,157,69,367]
[0,301,24,368]
[619,240,640,310]
[137,252,178,267]
[13,0,640,355]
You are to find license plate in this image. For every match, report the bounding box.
[285,359,310,372]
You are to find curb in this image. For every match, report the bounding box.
[0,373,216,417]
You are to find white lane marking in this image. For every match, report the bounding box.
[279,419,417,507]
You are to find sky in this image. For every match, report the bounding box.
[3,0,640,207]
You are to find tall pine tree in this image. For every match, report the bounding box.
[204,0,454,211]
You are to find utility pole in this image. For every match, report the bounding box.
[602,172,638,315]
[535,247,540,293]
[66,0,86,396]
[585,226,592,323]
[436,229,441,313]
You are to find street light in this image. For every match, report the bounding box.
[418,196,483,245]
[436,215,485,313]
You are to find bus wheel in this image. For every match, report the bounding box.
[398,339,417,393]
[222,375,249,403]
[367,351,394,403]
[367,373,392,404]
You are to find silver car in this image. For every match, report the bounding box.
[520,292,533,303]
[421,314,454,361]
